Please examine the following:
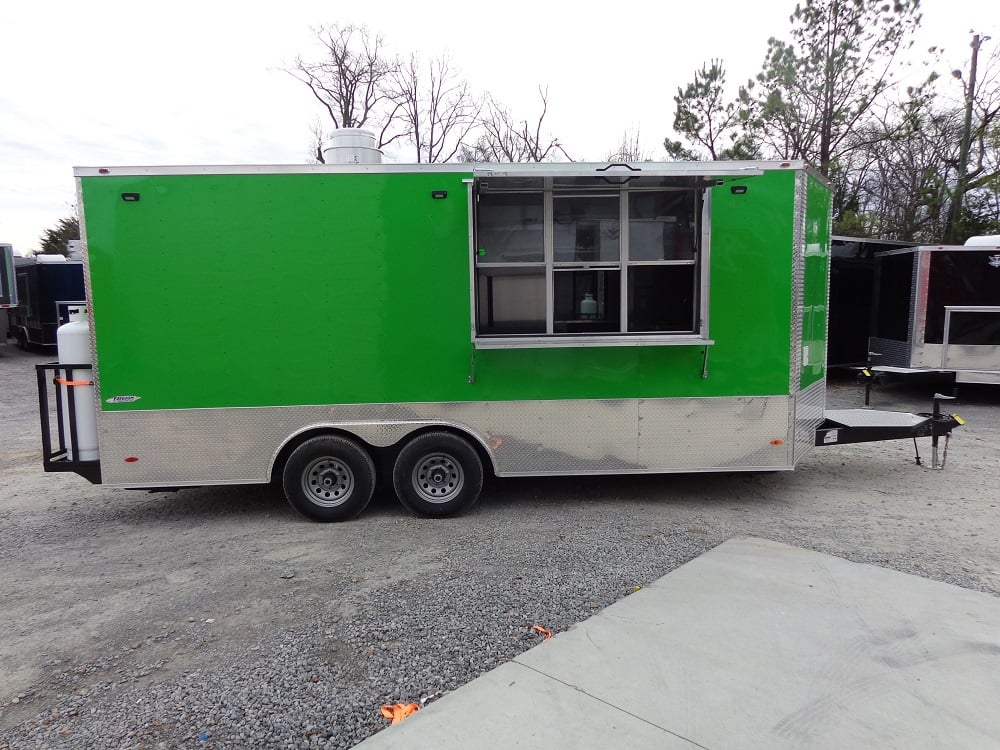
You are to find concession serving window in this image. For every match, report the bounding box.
[471,164,750,348]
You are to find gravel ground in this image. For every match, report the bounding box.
[1,343,999,749]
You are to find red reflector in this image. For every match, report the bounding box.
[98,168,110,174]
[124,456,139,463]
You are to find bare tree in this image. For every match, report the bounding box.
[462,87,572,163]
[945,35,1000,242]
[390,53,480,163]
[606,128,653,162]
[306,118,326,163]
[287,23,406,155]
[851,110,961,241]
[290,26,570,166]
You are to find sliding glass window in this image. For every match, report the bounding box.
[475,192,545,335]
[627,190,698,333]
[475,186,702,340]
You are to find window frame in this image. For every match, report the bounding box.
[471,177,714,349]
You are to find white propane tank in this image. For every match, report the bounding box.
[56,306,99,461]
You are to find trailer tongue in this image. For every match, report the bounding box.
[816,395,964,469]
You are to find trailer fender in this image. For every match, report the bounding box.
[386,424,497,478]
[267,420,499,483]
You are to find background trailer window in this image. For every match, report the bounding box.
[475,184,702,340]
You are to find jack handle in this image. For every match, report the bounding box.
[930,393,962,470]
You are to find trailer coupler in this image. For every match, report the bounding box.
[815,394,964,469]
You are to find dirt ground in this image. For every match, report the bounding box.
[1,342,998,746]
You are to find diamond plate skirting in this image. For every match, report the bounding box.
[792,377,826,463]
[96,395,798,487]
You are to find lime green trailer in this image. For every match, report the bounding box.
[39,159,841,520]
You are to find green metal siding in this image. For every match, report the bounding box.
[700,171,795,396]
[475,172,800,402]
[81,167,815,412]
[84,172,475,411]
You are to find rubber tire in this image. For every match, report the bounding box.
[282,435,376,522]
[392,432,484,518]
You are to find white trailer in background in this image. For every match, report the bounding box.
[964,235,1000,246]
[869,241,1000,386]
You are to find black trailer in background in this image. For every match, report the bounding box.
[7,257,86,350]
[828,236,914,367]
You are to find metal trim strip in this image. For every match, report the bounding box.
[75,176,105,460]
[473,335,714,349]
[74,161,802,180]
[911,248,931,359]
[790,171,807,392]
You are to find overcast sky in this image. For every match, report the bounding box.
[1,0,994,254]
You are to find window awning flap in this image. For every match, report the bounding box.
[472,160,789,190]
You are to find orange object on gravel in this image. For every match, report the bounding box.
[380,703,420,724]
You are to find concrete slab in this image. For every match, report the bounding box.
[357,538,1000,749]
[359,660,702,749]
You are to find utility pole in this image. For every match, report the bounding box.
[946,33,988,244]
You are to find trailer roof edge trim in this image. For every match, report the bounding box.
[73,159,810,179]
[74,163,473,177]
[876,245,1000,257]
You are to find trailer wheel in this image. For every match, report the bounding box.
[282,435,375,522]
[393,432,483,517]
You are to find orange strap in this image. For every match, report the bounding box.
[380,703,420,724]
[532,625,553,641]
[55,377,94,387]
